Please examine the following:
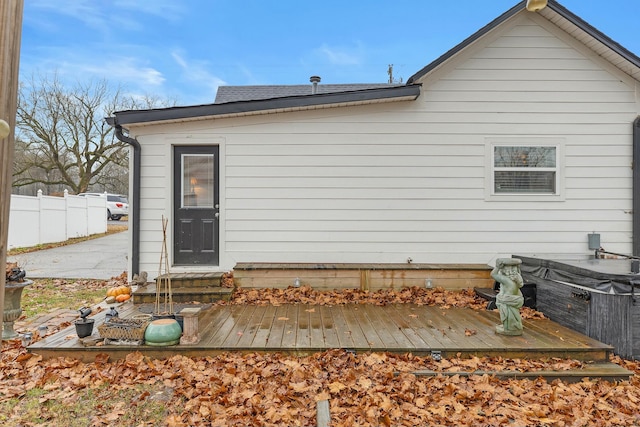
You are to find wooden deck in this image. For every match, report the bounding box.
[29,302,613,364]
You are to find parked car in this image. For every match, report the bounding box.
[78,192,129,220]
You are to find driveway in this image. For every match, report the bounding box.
[8,231,128,280]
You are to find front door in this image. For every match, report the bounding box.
[173,146,220,266]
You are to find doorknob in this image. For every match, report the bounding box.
[215,212,220,219]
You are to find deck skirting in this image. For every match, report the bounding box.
[233,263,493,290]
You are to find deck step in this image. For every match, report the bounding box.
[234,262,494,290]
[409,362,633,383]
[155,272,225,288]
[133,283,233,304]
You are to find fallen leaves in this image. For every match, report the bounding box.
[2,345,639,427]
[224,286,545,319]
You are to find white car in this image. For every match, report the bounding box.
[78,192,129,220]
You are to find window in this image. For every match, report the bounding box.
[493,146,557,194]
[181,153,215,208]
[486,139,563,200]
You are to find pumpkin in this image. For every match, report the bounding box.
[106,286,131,298]
[115,294,131,303]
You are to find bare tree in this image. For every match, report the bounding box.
[13,74,174,195]
[14,75,128,194]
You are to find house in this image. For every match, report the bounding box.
[107,0,640,282]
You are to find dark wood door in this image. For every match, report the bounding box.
[173,146,219,265]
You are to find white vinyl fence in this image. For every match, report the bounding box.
[8,190,107,249]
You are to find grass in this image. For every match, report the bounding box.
[8,223,128,319]
[0,384,173,427]
[20,278,111,318]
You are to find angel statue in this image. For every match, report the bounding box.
[491,258,524,336]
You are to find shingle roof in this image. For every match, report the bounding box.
[215,83,402,103]
[107,85,421,126]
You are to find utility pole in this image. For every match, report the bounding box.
[0,0,24,344]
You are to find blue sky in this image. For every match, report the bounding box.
[19,0,639,106]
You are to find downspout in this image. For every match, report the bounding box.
[113,124,141,277]
[634,116,640,257]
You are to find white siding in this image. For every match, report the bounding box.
[130,13,639,275]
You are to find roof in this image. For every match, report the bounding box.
[108,0,640,128]
[215,83,401,103]
[407,0,640,84]
[106,85,421,127]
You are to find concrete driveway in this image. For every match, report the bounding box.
[8,231,128,280]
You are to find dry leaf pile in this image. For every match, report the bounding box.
[229,286,486,307]
[227,286,545,320]
[25,272,128,295]
[1,344,639,427]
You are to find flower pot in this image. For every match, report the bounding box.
[152,313,175,321]
[74,319,95,338]
[144,318,182,346]
[175,314,184,331]
[3,279,33,339]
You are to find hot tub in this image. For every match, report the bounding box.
[517,255,640,360]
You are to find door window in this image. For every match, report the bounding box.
[182,154,215,208]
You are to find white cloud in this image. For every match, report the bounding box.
[26,0,185,34]
[113,0,186,23]
[316,42,364,66]
[171,51,227,97]
[87,59,166,87]
[21,54,165,90]
[27,0,113,33]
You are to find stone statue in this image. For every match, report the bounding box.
[491,258,524,336]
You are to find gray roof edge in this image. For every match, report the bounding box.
[108,85,421,126]
[407,0,640,84]
[547,0,640,69]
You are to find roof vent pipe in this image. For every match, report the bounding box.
[310,75,321,94]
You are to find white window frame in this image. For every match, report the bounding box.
[485,137,565,202]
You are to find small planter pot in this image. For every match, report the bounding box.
[74,319,95,338]
[152,313,175,321]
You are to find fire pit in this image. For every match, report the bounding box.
[3,263,32,339]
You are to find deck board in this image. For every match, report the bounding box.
[318,305,340,349]
[206,304,240,347]
[29,303,614,363]
[330,305,356,349]
[341,306,373,350]
[280,304,298,350]
[251,304,277,348]
[264,305,288,349]
[234,305,263,348]
[307,305,325,349]
[385,304,431,349]
[360,305,405,350]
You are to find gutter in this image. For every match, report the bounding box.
[634,117,640,256]
[110,85,421,126]
[109,120,141,277]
